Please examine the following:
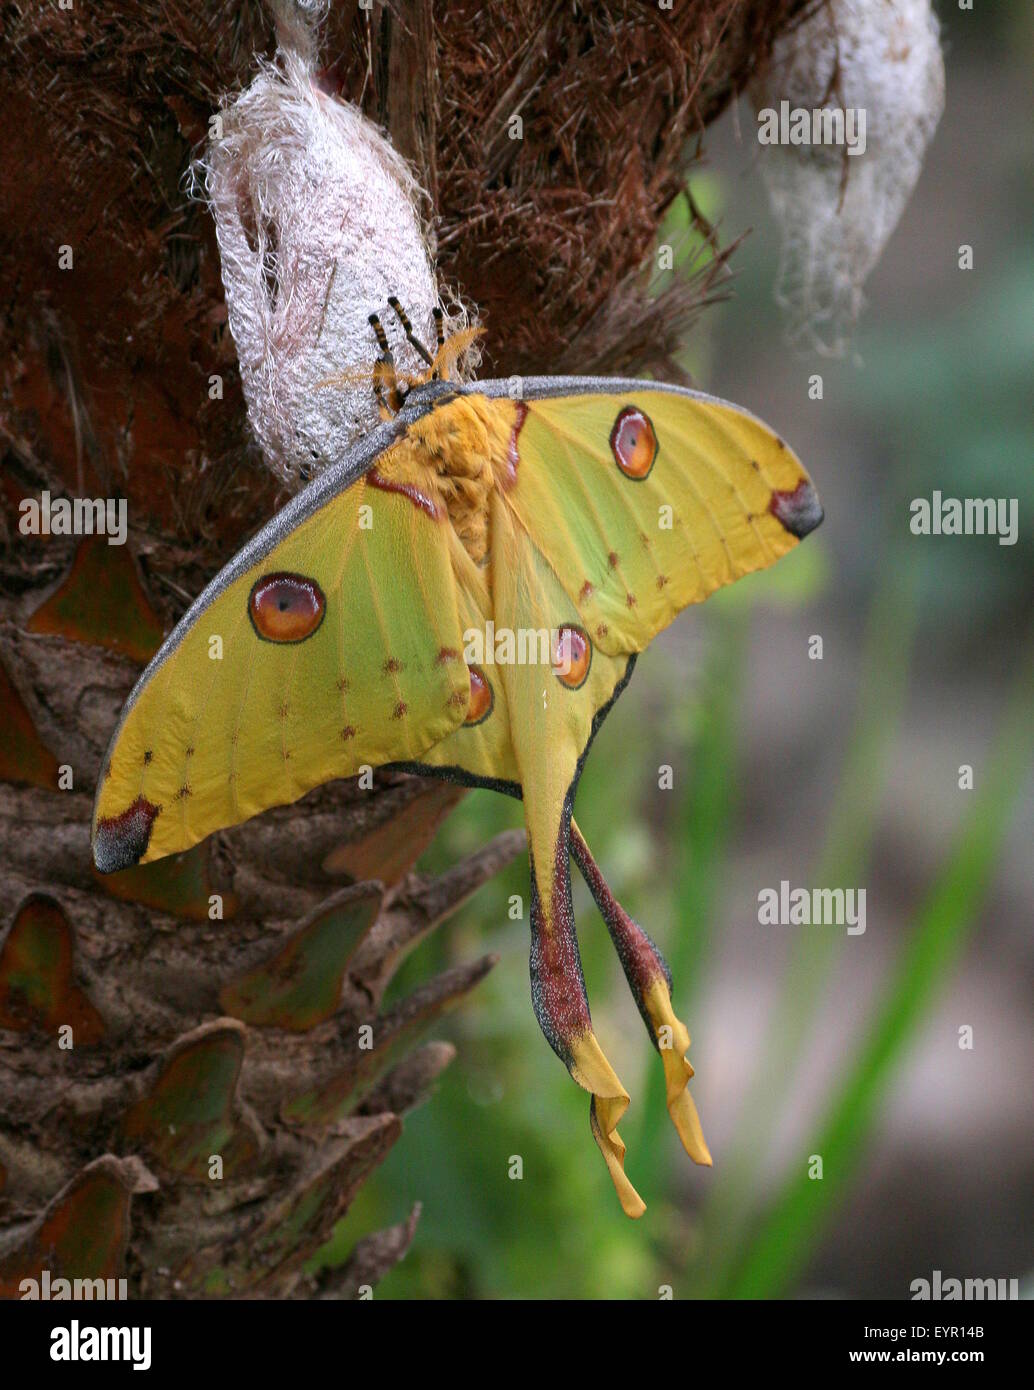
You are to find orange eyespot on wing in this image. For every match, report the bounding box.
[552,625,592,689]
[610,406,657,480]
[249,573,326,643]
[464,665,494,724]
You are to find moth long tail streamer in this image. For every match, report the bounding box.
[527,819,646,1219]
[571,821,712,1168]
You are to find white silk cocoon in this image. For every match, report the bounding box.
[198,34,470,488]
[754,0,945,354]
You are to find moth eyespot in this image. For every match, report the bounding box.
[249,572,326,643]
[552,625,591,689]
[610,406,657,480]
[464,665,494,724]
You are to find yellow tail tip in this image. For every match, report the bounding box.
[669,1086,713,1166]
[589,1097,647,1219]
[569,1030,647,1216]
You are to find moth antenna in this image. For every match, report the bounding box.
[387,295,434,367]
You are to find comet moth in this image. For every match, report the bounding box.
[92,304,823,1218]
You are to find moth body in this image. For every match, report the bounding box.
[371,393,516,564]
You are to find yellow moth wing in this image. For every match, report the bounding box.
[505,389,820,655]
[93,471,469,869]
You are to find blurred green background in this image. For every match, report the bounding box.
[328,1,1034,1298]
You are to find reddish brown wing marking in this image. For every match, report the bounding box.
[769,480,824,538]
[94,796,161,874]
[367,468,442,519]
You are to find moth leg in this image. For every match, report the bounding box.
[368,312,405,413]
[370,366,390,418]
[527,793,646,1219]
[386,295,434,366]
[570,820,712,1167]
